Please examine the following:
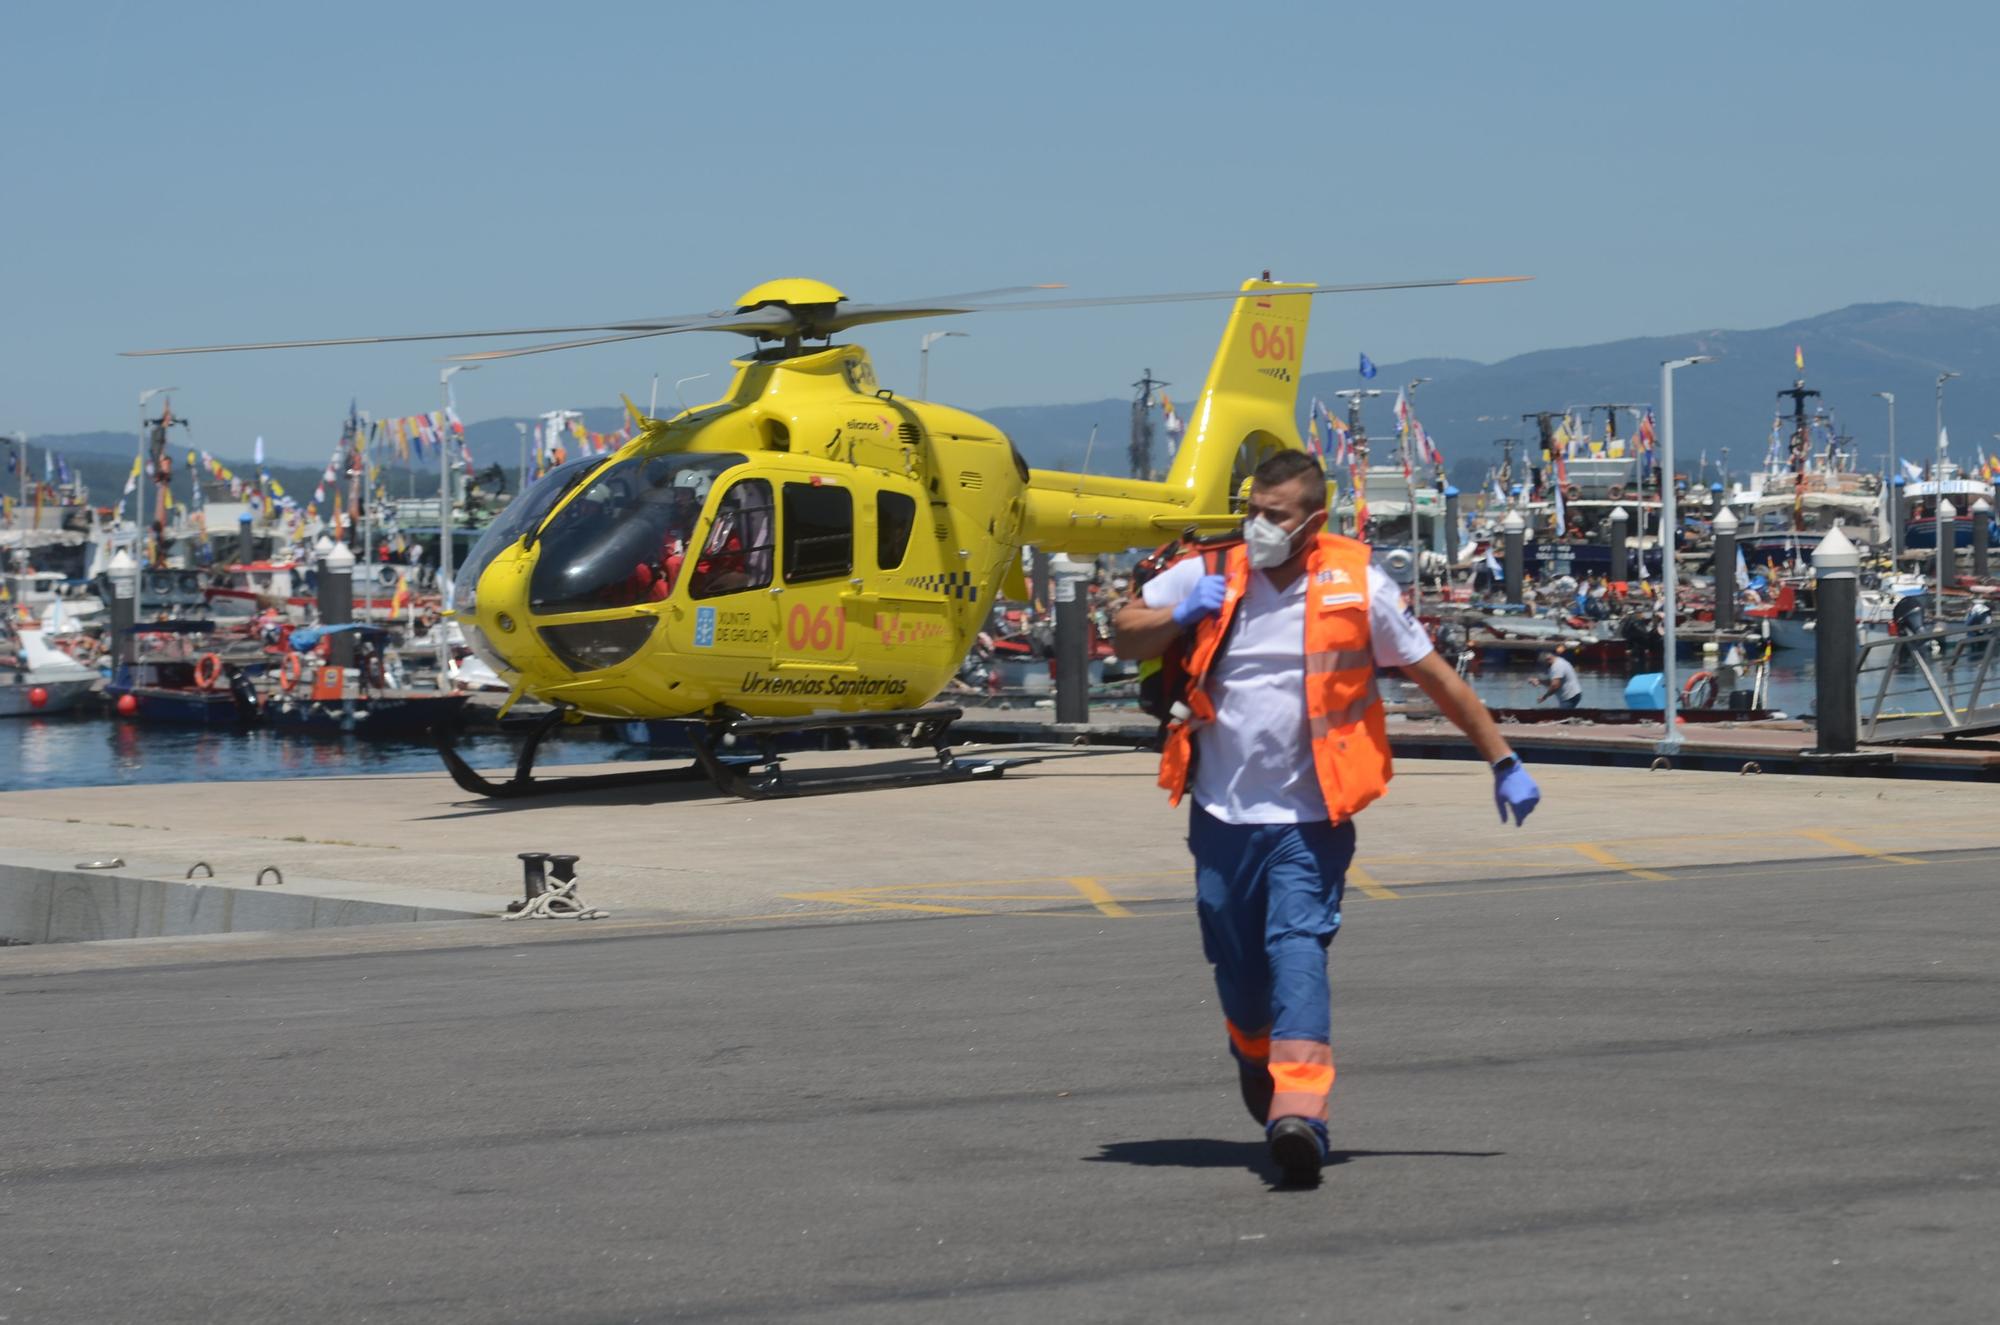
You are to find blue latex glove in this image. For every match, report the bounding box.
[1173,574,1229,628]
[1494,760,1540,826]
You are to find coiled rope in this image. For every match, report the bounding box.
[503,877,609,922]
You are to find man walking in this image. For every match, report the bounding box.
[1114,451,1541,1186]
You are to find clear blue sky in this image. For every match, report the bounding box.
[8,0,1996,459]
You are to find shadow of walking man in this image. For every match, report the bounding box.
[1086,1138,1503,1190]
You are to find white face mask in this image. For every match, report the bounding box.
[1244,512,1322,569]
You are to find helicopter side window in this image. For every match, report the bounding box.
[690,479,775,599]
[782,483,853,584]
[876,490,917,570]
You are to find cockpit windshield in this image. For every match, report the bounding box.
[453,458,598,614]
[528,452,746,614]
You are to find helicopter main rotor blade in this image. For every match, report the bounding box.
[122,287,1069,358]
[442,307,802,362]
[119,309,740,357]
[811,276,1527,334]
[121,276,1522,360]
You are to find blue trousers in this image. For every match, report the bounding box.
[1189,805,1355,1140]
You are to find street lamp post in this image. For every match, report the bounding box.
[1405,377,1433,617]
[1875,391,1898,561]
[1659,355,1713,754]
[1404,376,1433,479]
[438,365,479,608]
[438,365,479,686]
[673,373,711,414]
[1935,371,1960,605]
[1873,390,1896,470]
[918,330,968,400]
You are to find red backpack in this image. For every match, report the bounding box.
[1131,530,1243,722]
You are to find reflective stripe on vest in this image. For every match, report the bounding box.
[1157,532,1393,824]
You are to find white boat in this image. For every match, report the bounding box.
[0,627,99,717]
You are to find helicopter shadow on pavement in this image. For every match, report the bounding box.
[1086,1138,1503,1189]
[413,744,1143,820]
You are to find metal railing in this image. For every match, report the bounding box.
[1858,624,2000,740]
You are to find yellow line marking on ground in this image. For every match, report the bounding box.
[1412,856,1919,901]
[1349,864,1400,900]
[1566,843,1671,881]
[642,908,880,927]
[781,890,990,916]
[1791,829,1925,866]
[1067,876,1134,918]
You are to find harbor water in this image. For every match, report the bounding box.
[0,659,1819,794]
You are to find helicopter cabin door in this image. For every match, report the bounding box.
[682,475,780,681]
[840,474,954,704]
[768,476,862,682]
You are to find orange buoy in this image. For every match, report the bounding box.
[116,693,139,716]
[1682,670,1716,709]
[28,686,49,709]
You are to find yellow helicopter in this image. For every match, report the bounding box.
[128,272,1524,797]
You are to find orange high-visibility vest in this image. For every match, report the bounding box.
[1157,533,1392,825]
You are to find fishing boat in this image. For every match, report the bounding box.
[1519,407,1669,581]
[1726,378,1886,572]
[104,621,263,726]
[258,623,468,737]
[1900,461,1996,551]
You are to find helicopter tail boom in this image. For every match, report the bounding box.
[1021,277,1315,553]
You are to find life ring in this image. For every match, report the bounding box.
[1682,670,1716,709]
[279,653,304,692]
[1607,484,1625,501]
[1563,484,1580,502]
[194,653,224,690]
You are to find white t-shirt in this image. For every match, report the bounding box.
[1143,555,1433,824]
[1545,654,1583,701]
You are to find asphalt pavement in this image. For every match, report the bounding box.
[2,848,1995,1323]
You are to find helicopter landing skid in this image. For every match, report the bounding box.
[435,704,1030,801]
[682,705,1031,800]
[435,707,713,800]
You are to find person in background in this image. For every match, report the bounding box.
[1538,644,1584,710]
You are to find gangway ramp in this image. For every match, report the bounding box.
[1859,624,2000,740]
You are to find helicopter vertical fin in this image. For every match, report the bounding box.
[1019,276,1315,555]
[1160,276,1315,513]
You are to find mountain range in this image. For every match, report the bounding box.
[16,302,1999,510]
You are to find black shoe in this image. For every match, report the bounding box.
[1236,1060,1273,1125]
[1268,1117,1324,1187]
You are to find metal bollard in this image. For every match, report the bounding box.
[1443,486,1461,571]
[546,854,580,886]
[1713,506,1739,634]
[1811,527,1860,755]
[517,851,550,901]
[319,539,357,668]
[1053,572,1090,725]
[1937,497,1957,593]
[1502,508,1525,606]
